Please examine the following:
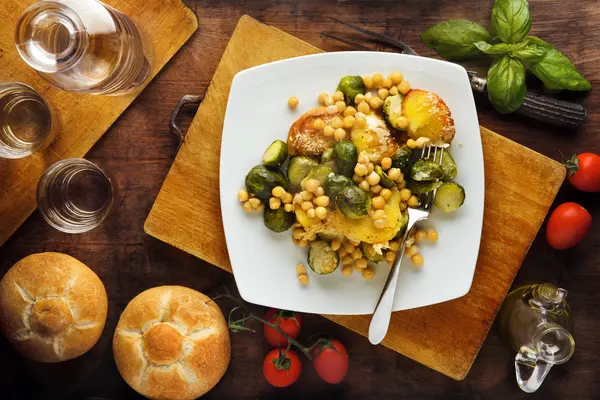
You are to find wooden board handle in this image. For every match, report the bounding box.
[169,94,203,145]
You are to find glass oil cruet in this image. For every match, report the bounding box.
[497,283,574,393]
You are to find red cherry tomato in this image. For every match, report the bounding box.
[565,153,600,192]
[264,309,302,347]
[263,348,302,387]
[546,202,592,249]
[312,339,349,384]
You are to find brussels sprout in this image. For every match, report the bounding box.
[308,241,339,274]
[439,151,458,180]
[434,182,465,212]
[333,140,358,177]
[393,211,409,239]
[336,75,366,105]
[383,94,405,130]
[317,231,345,242]
[409,159,444,182]
[325,174,353,200]
[263,207,295,232]
[374,166,395,189]
[391,146,412,173]
[301,165,332,188]
[337,185,371,219]
[321,147,338,173]
[407,180,443,194]
[287,156,318,186]
[361,242,385,263]
[262,140,288,167]
[245,165,289,201]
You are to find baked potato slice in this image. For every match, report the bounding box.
[403,89,455,144]
[350,114,398,163]
[287,107,338,156]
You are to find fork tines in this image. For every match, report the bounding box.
[421,143,445,165]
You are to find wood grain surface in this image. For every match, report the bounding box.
[0,0,197,246]
[145,15,565,380]
[1,1,600,399]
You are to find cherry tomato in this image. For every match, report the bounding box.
[565,153,600,192]
[546,202,592,249]
[263,348,302,387]
[312,339,349,384]
[264,309,302,347]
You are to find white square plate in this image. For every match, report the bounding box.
[220,52,484,315]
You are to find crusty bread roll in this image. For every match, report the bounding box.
[113,286,230,400]
[0,252,108,363]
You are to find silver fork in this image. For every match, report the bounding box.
[368,144,444,345]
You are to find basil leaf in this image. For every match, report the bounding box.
[487,55,527,113]
[421,20,491,61]
[474,41,527,56]
[517,37,592,91]
[491,0,532,43]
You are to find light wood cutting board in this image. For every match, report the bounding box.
[0,0,197,245]
[144,15,566,381]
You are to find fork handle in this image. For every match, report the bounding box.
[368,220,419,345]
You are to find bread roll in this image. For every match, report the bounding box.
[113,286,230,400]
[0,252,108,363]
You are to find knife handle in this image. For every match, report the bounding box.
[516,92,587,129]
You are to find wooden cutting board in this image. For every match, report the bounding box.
[0,0,197,245]
[144,15,566,381]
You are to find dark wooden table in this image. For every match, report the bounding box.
[2,1,599,399]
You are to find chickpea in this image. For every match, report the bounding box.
[333,91,345,102]
[355,163,368,177]
[282,192,293,204]
[334,128,347,141]
[301,190,313,201]
[314,196,330,207]
[288,96,299,109]
[318,92,328,105]
[389,241,400,252]
[301,201,313,211]
[391,72,404,85]
[388,86,399,96]
[372,209,386,220]
[354,113,366,128]
[255,203,265,212]
[406,138,417,149]
[315,206,328,220]
[427,228,439,242]
[293,193,303,204]
[342,255,353,265]
[341,265,354,277]
[388,168,401,181]
[324,95,334,106]
[362,267,375,280]
[269,197,281,210]
[284,204,294,212]
[372,196,385,209]
[326,105,338,114]
[414,229,427,243]
[316,187,325,196]
[271,186,285,198]
[357,101,370,114]
[248,198,261,208]
[373,73,384,88]
[367,162,375,174]
[400,188,412,201]
[296,263,307,274]
[313,118,325,130]
[366,171,381,186]
[395,116,408,130]
[324,125,335,137]
[305,179,320,193]
[331,239,342,251]
[369,96,383,109]
[351,248,362,260]
[307,208,316,218]
[381,188,392,200]
[335,101,347,112]
[407,245,419,256]
[381,157,392,170]
[363,75,374,89]
[359,180,370,191]
[344,116,356,128]
[298,273,309,285]
[358,152,369,164]
[407,195,419,207]
[353,174,363,184]
[298,239,309,248]
[398,80,411,95]
[237,190,249,202]
[397,180,407,189]
[355,93,365,104]
[399,202,408,211]
[355,258,368,269]
[344,241,355,254]
[370,184,382,194]
[383,77,393,88]
[378,88,389,100]
[331,116,343,129]
[411,253,424,267]
[243,201,253,212]
[344,106,357,117]
[385,251,397,261]
[416,137,431,149]
[338,247,348,257]
[348,239,360,246]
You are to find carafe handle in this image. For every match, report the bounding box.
[515,346,553,393]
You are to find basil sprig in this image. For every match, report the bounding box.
[421,0,591,114]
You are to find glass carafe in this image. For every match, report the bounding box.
[15,0,151,95]
[497,283,574,393]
